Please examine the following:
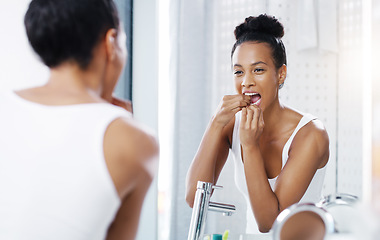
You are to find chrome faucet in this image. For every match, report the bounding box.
[187,181,236,240]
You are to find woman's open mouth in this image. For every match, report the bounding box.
[244,92,261,105]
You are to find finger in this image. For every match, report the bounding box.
[226,96,250,109]
[239,95,251,106]
[226,94,250,103]
[228,103,249,115]
[246,107,254,128]
[231,105,246,112]
[224,94,250,102]
[241,94,251,101]
[112,98,125,107]
[259,108,264,128]
[249,105,261,128]
[240,107,247,124]
[125,101,133,113]
[240,99,251,108]
[111,97,133,113]
[219,95,250,117]
[111,96,125,104]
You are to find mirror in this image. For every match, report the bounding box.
[157,0,378,239]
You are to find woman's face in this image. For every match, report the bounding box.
[232,42,284,112]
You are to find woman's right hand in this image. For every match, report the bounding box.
[186,94,249,207]
[213,94,251,127]
[111,96,133,114]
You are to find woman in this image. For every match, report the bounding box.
[185,14,329,234]
[0,0,158,239]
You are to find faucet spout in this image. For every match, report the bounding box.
[187,181,236,240]
[209,201,236,216]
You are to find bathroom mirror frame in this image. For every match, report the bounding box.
[272,203,335,240]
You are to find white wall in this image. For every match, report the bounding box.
[0,1,48,91]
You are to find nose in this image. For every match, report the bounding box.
[241,74,256,88]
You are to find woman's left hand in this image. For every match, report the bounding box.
[239,105,264,148]
[111,96,133,114]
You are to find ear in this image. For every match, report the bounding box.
[278,64,287,86]
[104,28,118,61]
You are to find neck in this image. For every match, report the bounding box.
[262,97,286,135]
[46,62,104,97]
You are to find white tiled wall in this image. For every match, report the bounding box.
[337,0,365,198]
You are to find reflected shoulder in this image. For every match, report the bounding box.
[289,118,330,167]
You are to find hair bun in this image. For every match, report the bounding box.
[234,14,284,40]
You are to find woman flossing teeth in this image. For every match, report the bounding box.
[244,92,261,106]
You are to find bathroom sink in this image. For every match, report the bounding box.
[203,233,272,240]
[205,232,358,240]
[235,234,272,240]
[325,233,357,240]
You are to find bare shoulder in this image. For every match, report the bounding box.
[104,117,159,181]
[297,118,329,147]
[289,117,329,168]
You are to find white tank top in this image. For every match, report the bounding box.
[0,91,131,240]
[231,111,327,234]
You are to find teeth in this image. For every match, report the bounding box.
[244,92,259,96]
[244,92,261,105]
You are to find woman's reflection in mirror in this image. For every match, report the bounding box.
[186,14,329,234]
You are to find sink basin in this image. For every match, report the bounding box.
[205,232,358,240]
[204,233,272,240]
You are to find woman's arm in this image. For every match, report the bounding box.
[240,106,329,232]
[104,117,159,240]
[185,95,251,207]
[185,117,231,207]
[106,171,153,240]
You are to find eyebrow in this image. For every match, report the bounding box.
[233,61,268,67]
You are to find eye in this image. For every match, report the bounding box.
[234,70,243,76]
[254,68,265,73]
